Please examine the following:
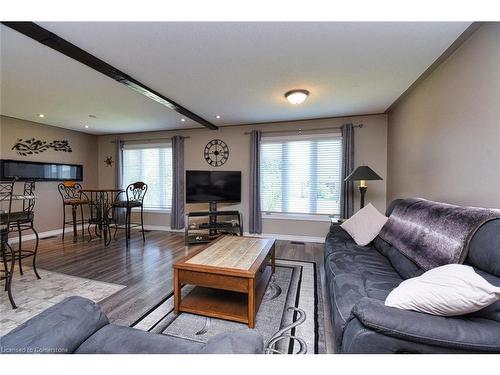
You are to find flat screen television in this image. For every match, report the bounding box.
[186,170,241,203]
[0,159,83,181]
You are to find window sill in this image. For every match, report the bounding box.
[261,212,331,222]
[131,208,171,214]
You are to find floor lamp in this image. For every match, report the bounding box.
[345,166,383,209]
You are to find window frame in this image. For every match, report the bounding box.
[121,141,173,212]
[259,132,343,220]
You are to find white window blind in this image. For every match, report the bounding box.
[122,142,173,210]
[260,134,342,216]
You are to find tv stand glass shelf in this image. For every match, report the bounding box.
[185,210,243,245]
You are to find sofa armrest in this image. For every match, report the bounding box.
[351,298,500,352]
[0,296,109,354]
[199,329,264,354]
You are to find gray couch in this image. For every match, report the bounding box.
[325,199,500,354]
[0,296,264,354]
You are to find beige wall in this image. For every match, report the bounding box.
[0,116,98,232]
[98,114,387,238]
[387,23,500,209]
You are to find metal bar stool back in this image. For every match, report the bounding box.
[1,180,17,308]
[112,182,148,245]
[57,181,89,242]
[9,180,40,278]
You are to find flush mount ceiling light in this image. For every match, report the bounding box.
[181,118,186,122]
[285,89,310,105]
[84,125,89,129]
[215,115,221,119]
[38,113,45,118]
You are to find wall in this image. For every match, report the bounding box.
[98,114,387,238]
[0,116,98,232]
[387,23,500,208]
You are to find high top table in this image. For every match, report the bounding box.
[79,188,123,246]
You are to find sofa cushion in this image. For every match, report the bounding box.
[199,329,264,354]
[75,324,204,354]
[468,270,500,322]
[373,237,423,279]
[351,297,500,352]
[75,325,263,354]
[0,296,109,354]
[467,219,500,277]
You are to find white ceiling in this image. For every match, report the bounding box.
[1,22,471,134]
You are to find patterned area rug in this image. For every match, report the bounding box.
[133,259,326,354]
[0,268,125,336]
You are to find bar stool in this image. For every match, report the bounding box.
[57,182,89,242]
[1,180,17,309]
[9,180,40,279]
[111,182,147,245]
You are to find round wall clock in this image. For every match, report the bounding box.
[204,139,229,167]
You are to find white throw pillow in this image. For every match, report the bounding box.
[385,264,500,316]
[340,203,388,246]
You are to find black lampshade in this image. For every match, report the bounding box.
[345,166,383,182]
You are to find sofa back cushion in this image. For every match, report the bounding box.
[373,236,423,279]
[467,219,500,277]
[0,296,109,354]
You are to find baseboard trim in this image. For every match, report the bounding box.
[8,228,66,244]
[244,232,325,244]
[8,226,324,244]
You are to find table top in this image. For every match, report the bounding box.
[79,188,123,193]
[183,236,274,271]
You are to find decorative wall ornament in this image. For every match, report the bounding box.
[204,139,229,167]
[12,138,72,156]
[104,156,114,167]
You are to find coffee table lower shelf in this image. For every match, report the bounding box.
[179,287,250,324]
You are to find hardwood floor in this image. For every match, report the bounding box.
[28,230,334,352]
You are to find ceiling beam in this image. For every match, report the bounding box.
[1,21,218,130]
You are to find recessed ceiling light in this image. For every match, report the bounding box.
[84,125,89,129]
[181,118,186,122]
[215,115,221,119]
[285,89,310,105]
[38,114,45,118]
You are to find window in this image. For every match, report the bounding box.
[260,134,342,216]
[122,142,173,210]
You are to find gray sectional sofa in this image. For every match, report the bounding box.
[0,296,263,354]
[324,199,500,353]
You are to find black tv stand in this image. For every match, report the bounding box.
[185,202,243,245]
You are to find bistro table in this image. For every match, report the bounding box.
[79,189,123,246]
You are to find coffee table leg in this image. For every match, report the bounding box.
[248,278,255,328]
[174,268,180,314]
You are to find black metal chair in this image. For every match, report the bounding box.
[57,182,89,241]
[111,182,147,245]
[1,180,17,309]
[9,180,40,279]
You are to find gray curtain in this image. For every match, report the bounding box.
[114,138,125,225]
[340,124,355,218]
[171,136,185,230]
[115,138,123,190]
[249,130,262,234]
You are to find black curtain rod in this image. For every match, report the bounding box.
[243,124,363,135]
[110,136,190,143]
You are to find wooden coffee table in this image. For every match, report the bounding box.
[173,236,275,328]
